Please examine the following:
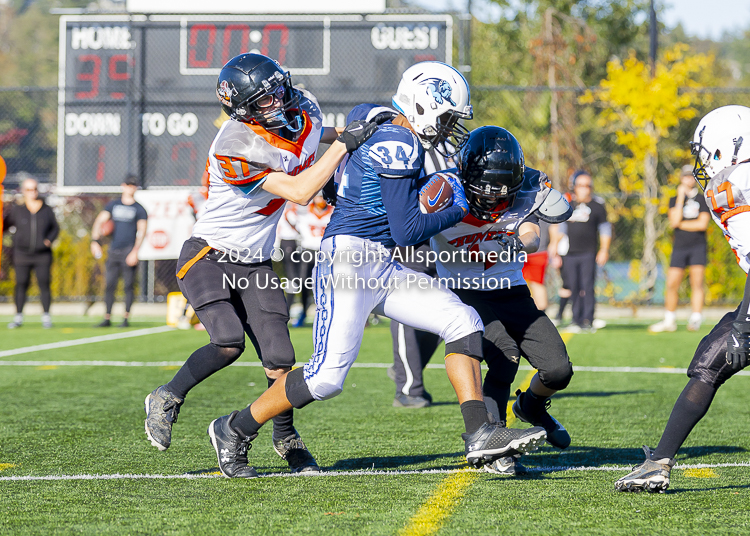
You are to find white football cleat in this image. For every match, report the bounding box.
[648,319,677,333]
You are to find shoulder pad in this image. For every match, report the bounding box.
[536,188,573,223]
[520,168,545,193]
[347,103,395,123]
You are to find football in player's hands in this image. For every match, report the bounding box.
[419,172,454,213]
[337,120,378,152]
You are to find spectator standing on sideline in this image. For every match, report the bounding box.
[3,177,59,329]
[649,165,710,333]
[549,170,611,333]
[90,176,147,328]
[548,222,573,325]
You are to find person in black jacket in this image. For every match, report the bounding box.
[2,177,59,329]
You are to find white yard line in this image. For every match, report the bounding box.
[3,462,750,482]
[0,326,174,358]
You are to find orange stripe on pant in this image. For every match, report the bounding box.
[176,246,212,279]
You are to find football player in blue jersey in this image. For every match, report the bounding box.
[205,61,547,478]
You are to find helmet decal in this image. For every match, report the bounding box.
[217,80,237,107]
[421,78,456,107]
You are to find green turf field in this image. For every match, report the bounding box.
[1,317,750,535]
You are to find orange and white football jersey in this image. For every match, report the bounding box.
[192,89,323,261]
[703,163,750,274]
[431,169,550,289]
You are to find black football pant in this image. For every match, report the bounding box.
[13,251,53,313]
[454,286,573,423]
[653,306,741,460]
[561,252,597,327]
[169,237,296,440]
[105,248,138,315]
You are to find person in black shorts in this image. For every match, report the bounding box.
[649,165,710,333]
[3,177,59,329]
[550,170,611,333]
[90,176,148,328]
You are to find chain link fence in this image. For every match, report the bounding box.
[3,81,750,307]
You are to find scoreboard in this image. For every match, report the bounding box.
[57,14,453,192]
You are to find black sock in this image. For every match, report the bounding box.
[653,379,717,460]
[166,343,243,400]
[521,389,548,414]
[267,376,295,441]
[482,379,510,424]
[231,406,263,438]
[557,297,569,321]
[460,400,490,435]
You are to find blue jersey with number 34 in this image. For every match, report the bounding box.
[323,104,425,247]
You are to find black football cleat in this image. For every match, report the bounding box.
[207,411,259,478]
[273,431,321,474]
[463,422,546,468]
[144,385,183,451]
[512,389,571,449]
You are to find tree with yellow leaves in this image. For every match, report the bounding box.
[581,44,714,300]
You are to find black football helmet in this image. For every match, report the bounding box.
[458,126,525,221]
[216,53,302,133]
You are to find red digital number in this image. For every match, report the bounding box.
[186,23,290,69]
[76,55,101,99]
[108,54,132,99]
[188,24,216,68]
[222,24,249,65]
[261,24,289,65]
[76,54,133,100]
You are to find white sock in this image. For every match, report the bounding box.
[664,311,676,324]
[13,313,23,323]
[689,312,702,323]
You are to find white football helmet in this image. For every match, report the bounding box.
[392,61,472,156]
[691,105,750,189]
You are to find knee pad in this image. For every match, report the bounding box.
[445,331,483,361]
[203,310,245,353]
[538,360,574,391]
[213,344,244,366]
[285,367,316,409]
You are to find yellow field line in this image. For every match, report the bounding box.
[399,331,575,536]
[398,468,479,536]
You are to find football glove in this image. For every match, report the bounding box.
[368,110,397,125]
[495,232,525,254]
[337,120,378,152]
[726,321,750,371]
[441,172,469,215]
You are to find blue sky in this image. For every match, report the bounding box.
[407,0,750,41]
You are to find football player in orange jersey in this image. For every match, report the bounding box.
[616,105,750,493]
[144,53,375,477]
